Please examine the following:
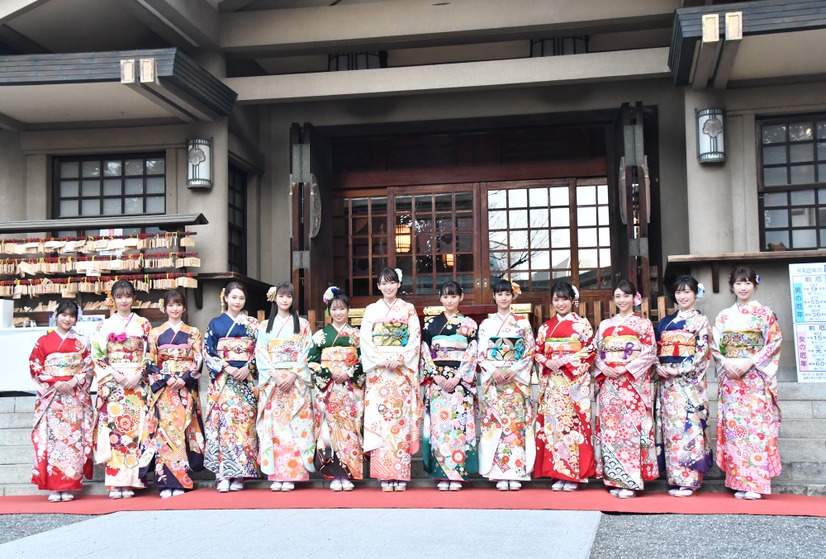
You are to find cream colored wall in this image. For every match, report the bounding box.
[0,132,26,224]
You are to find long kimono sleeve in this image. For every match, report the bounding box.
[457,317,479,386]
[203,318,225,381]
[534,323,550,369]
[476,320,496,384]
[145,329,168,393]
[295,318,314,385]
[91,322,118,384]
[308,328,330,391]
[571,317,596,374]
[752,308,782,378]
[592,321,608,378]
[625,318,657,381]
[28,335,51,393]
[254,322,276,387]
[74,335,94,391]
[359,310,379,373]
[419,317,436,383]
[349,328,365,388]
[180,327,203,388]
[512,316,536,386]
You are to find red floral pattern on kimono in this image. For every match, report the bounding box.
[477,312,536,482]
[534,312,595,482]
[139,322,206,490]
[360,298,421,481]
[593,313,658,490]
[30,330,94,491]
[711,301,782,495]
[255,315,316,481]
[92,313,151,490]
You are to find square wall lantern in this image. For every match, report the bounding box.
[186,137,213,188]
[696,108,725,164]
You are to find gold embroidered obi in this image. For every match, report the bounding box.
[44,352,84,380]
[485,336,525,362]
[542,338,583,359]
[157,344,198,375]
[658,330,696,358]
[321,346,359,376]
[217,337,254,363]
[430,335,468,363]
[371,319,410,347]
[721,330,763,358]
[107,336,144,365]
[267,336,303,365]
[600,335,642,365]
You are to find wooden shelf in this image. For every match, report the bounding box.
[0,213,208,234]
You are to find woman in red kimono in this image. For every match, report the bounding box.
[534,281,595,491]
[30,300,94,502]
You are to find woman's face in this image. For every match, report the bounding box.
[166,299,185,321]
[114,290,133,314]
[440,292,463,314]
[552,294,573,316]
[225,288,246,314]
[276,291,293,313]
[674,286,696,311]
[494,290,513,311]
[55,311,77,334]
[613,288,634,314]
[329,299,349,325]
[378,278,399,300]
[732,279,756,302]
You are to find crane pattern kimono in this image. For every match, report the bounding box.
[255,316,316,481]
[420,312,479,482]
[92,312,151,489]
[711,301,782,494]
[29,330,94,491]
[203,313,260,482]
[654,308,712,489]
[593,313,658,490]
[139,322,206,490]
[534,312,596,482]
[477,312,536,482]
[307,323,364,480]
[360,298,422,481]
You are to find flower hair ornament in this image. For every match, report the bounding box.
[572,285,580,307]
[219,287,226,313]
[266,286,278,303]
[755,275,761,285]
[106,288,114,307]
[323,285,339,304]
[696,283,705,299]
[394,268,403,284]
[633,292,643,307]
[509,278,522,298]
[158,297,166,314]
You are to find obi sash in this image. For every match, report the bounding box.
[157,343,198,375]
[486,336,524,362]
[44,351,84,381]
[321,346,359,376]
[600,334,641,365]
[430,334,468,363]
[217,336,254,363]
[542,337,583,359]
[371,319,410,347]
[106,336,144,365]
[720,330,763,358]
[657,330,696,358]
[267,336,303,365]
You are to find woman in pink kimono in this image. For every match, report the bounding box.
[477,278,536,491]
[711,266,782,500]
[30,300,94,502]
[360,267,421,492]
[255,282,315,492]
[593,280,658,499]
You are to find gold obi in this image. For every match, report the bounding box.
[486,336,525,362]
[542,338,583,359]
[44,352,84,379]
[600,335,642,365]
[157,344,197,375]
[107,336,144,365]
[217,336,254,363]
[267,336,303,364]
[321,346,359,376]
[721,330,763,358]
[658,330,696,358]
[371,320,410,347]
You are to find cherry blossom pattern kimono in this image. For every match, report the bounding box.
[711,301,782,495]
[655,308,713,489]
[255,315,316,481]
[534,312,596,482]
[203,312,260,482]
[360,298,422,481]
[30,329,94,491]
[593,313,658,490]
[420,312,479,482]
[307,323,364,480]
[139,322,206,490]
[476,312,536,482]
[92,312,151,489]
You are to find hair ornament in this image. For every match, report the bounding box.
[633,292,643,307]
[219,287,226,313]
[394,268,403,284]
[158,297,166,314]
[696,283,705,299]
[571,285,580,307]
[323,285,339,304]
[106,289,114,307]
[755,275,761,285]
[266,286,278,303]
[509,278,522,297]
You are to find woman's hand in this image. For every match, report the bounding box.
[277,372,297,392]
[123,371,142,390]
[54,379,75,394]
[166,376,185,390]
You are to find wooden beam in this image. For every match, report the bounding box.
[0,213,208,234]
[692,14,720,90]
[712,12,743,90]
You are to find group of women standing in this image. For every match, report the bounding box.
[29,265,782,503]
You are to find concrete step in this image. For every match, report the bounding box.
[0,445,31,465]
[0,463,33,484]
[0,413,33,429]
[0,428,31,446]
[0,396,36,414]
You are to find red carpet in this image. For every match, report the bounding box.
[1,488,825,517]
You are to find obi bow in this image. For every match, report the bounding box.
[108,332,127,343]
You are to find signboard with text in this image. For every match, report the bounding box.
[790,262,826,382]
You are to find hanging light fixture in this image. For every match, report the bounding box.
[696,108,726,164]
[395,223,411,253]
[186,138,213,188]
